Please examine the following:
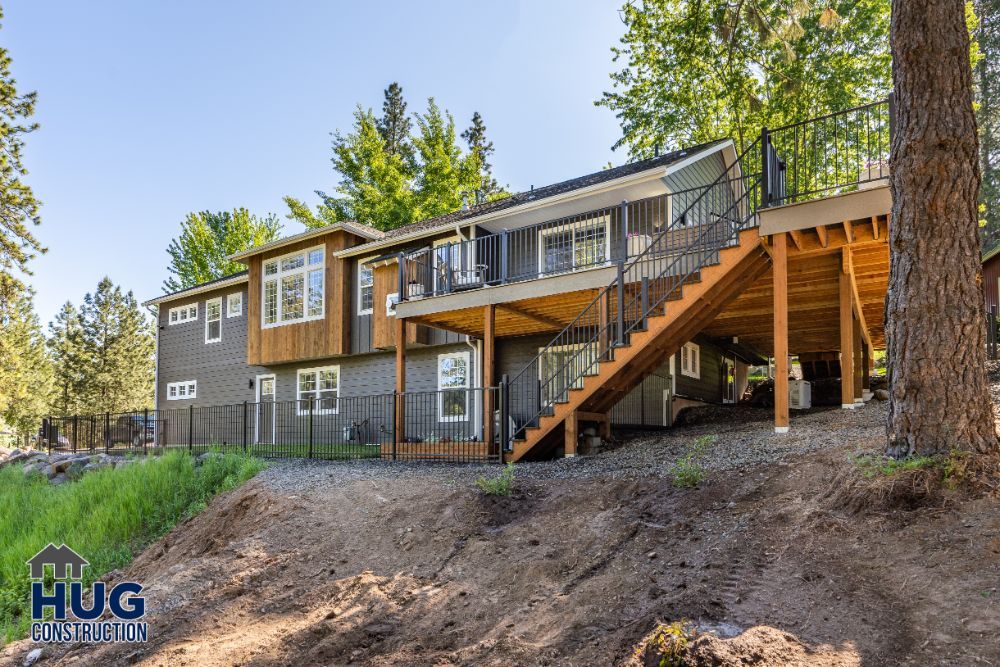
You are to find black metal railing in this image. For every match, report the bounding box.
[502,141,762,447]
[761,98,892,207]
[40,387,505,464]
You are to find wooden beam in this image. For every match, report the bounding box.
[842,247,874,349]
[394,317,406,446]
[839,254,855,409]
[842,219,854,244]
[871,216,880,240]
[788,229,806,252]
[816,224,829,248]
[773,232,789,432]
[483,305,496,453]
[598,290,611,358]
[853,315,864,403]
[497,303,564,330]
[565,410,578,457]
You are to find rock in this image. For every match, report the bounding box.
[46,464,61,479]
[50,473,68,486]
[874,389,889,401]
[22,463,41,477]
[23,647,42,666]
[65,461,86,480]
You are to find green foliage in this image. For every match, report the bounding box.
[641,620,696,667]
[48,278,155,415]
[476,462,516,496]
[597,0,892,158]
[670,434,715,488]
[462,111,503,197]
[0,288,52,437]
[0,7,43,303]
[976,0,1000,250]
[854,454,940,479]
[0,450,266,642]
[286,83,499,232]
[164,208,282,292]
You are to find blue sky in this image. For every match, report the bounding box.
[7,1,628,325]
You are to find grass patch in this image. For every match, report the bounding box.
[0,450,265,643]
[476,462,516,496]
[670,435,715,489]
[854,454,940,479]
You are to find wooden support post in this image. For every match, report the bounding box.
[862,343,872,395]
[773,233,789,433]
[839,252,856,409]
[394,317,406,445]
[565,410,578,457]
[598,290,611,359]
[483,305,496,453]
[853,316,864,403]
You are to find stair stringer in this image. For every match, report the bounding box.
[511,228,770,462]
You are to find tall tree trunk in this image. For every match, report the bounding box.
[886,0,998,457]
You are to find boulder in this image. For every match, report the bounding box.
[49,473,68,486]
[874,389,890,401]
[23,647,42,667]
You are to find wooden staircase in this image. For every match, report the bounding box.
[510,227,771,461]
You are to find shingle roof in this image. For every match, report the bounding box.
[342,139,728,255]
[143,271,249,307]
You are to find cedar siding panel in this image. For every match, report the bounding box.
[156,284,267,411]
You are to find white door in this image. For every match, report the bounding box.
[255,375,276,445]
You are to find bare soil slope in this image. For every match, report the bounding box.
[3,405,998,666]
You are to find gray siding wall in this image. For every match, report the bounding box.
[155,283,266,412]
[673,335,724,403]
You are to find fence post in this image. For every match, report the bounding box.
[616,262,626,346]
[142,408,148,455]
[396,251,406,302]
[992,305,998,360]
[72,415,78,454]
[46,418,51,455]
[188,404,194,454]
[308,398,314,459]
[104,412,110,453]
[392,392,399,461]
[445,244,453,293]
[499,374,510,465]
[760,126,770,208]
[620,200,629,262]
[887,93,895,144]
[500,230,509,284]
[242,400,248,454]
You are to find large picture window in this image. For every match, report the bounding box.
[538,217,609,275]
[297,365,339,414]
[438,351,470,421]
[262,246,324,328]
[358,263,374,314]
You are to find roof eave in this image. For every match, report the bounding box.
[143,274,249,308]
[226,221,383,263]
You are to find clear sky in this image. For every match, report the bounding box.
[6,0,628,325]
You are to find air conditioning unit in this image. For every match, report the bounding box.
[789,380,811,410]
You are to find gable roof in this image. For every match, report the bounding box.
[984,243,1000,265]
[143,271,249,308]
[227,220,384,263]
[337,139,730,258]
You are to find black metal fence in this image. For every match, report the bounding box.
[988,305,998,361]
[41,387,506,464]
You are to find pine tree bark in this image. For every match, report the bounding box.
[886,0,999,456]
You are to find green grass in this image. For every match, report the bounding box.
[144,442,382,461]
[476,462,516,496]
[854,453,940,479]
[0,450,265,643]
[670,434,715,489]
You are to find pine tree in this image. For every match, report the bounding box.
[76,278,155,414]
[376,82,415,168]
[164,208,281,292]
[0,7,43,304]
[976,0,1000,251]
[0,287,52,437]
[461,111,503,199]
[47,301,85,415]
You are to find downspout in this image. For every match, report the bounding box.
[467,337,482,440]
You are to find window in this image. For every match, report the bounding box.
[168,304,197,325]
[227,292,242,317]
[681,342,700,379]
[262,246,324,328]
[438,351,470,421]
[358,263,374,314]
[297,365,339,414]
[538,217,609,275]
[205,298,222,343]
[539,343,598,404]
[166,380,197,400]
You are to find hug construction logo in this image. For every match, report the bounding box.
[26,543,148,643]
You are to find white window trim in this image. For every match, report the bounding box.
[261,245,326,330]
[437,351,470,422]
[537,215,612,278]
[167,304,198,325]
[226,292,243,318]
[538,342,598,403]
[358,262,374,315]
[205,297,222,343]
[681,342,701,379]
[296,364,340,415]
[166,380,197,400]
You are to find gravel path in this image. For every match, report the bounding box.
[258,400,888,491]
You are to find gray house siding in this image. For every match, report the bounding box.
[673,335,724,404]
[155,283,265,412]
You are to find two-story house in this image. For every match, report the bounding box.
[143,99,893,462]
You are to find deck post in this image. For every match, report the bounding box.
[394,317,406,447]
[853,316,864,404]
[772,232,789,432]
[565,410,577,457]
[839,251,856,409]
[598,290,611,359]
[483,304,496,454]
[862,343,872,396]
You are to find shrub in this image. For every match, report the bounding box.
[636,620,697,667]
[0,450,265,643]
[476,462,515,496]
[670,435,715,488]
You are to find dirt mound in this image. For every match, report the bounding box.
[2,428,999,666]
